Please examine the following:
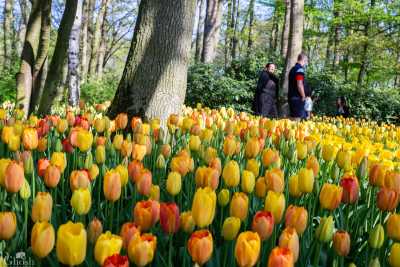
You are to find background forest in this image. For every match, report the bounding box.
[0,0,399,122]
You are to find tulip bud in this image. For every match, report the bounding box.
[156,154,166,169]
[19,179,31,200]
[296,142,308,160]
[264,191,285,223]
[89,164,99,181]
[22,152,34,175]
[149,185,160,201]
[389,243,400,267]
[333,230,351,257]
[315,216,334,243]
[340,175,359,204]
[32,192,53,222]
[235,231,261,267]
[369,224,384,249]
[221,217,241,241]
[115,164,129,187]
[180,211,195,234]
[0,211,17,240]
[357,156,368,179]
[218,189,230,207]
[88,217,103,244]
[31,221,55,258]
[96,145,106,164]
[44,165,61,188]
[241,170,255,193]
[279,227,299,262]
[188,230,213,265]
[230,192,249,221]
[368,258,381,267]
[166,171,182,196]
[84,151,93,169]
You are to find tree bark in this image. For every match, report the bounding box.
[281,0,304,115]
[81,0,90,83]
[17,0,30,55]
[37,0,78,115]
[96,2,109,80]
[108,0,196,124]
[88,0,108,79]
[195,0,205,62]
[224,0,232,67]
[3,0,14,70]
[201,0,223,63]
[281,0,291,58]
[247,0,255,55]
[230,0,240,60]
[68,0,83,107]
[16,0,42,115]
[29,0,52,114]
[270,5,279,53]
[332,4,341,68]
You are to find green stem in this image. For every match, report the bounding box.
[313,241,322,267]
[168,234,173,267]
[24,199,28,248]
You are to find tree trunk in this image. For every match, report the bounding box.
[68,0,83,107]
[16,0,42,115]
[96,2,109,80]
[88,0,108,79]
[270,6,279,53]
[230,0,240,60]
[81,0,90,83]
[201,0,223,63]
[281,0,291,58]
[37,0,78,115]
[247,0,255,55]
[3,0,14,70]
[29,0,52,114]
[195,0,205,62]
[332,8,341,68]
[280,0,304,115]
[108,0,196,124]
[224,0,232,67]
[17,0,30,55]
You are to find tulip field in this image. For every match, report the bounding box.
[0,104,400,267]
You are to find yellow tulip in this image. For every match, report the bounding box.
[166,171,182,196]
[94,231,123,265]
[222,160,240,187]
[56,221,87,266]
[235,231,261,267]
[218,189,230,207]
[31,221,55,258]
[241,170,255,193]
[222,217,241,240]
[115,164,129,187]
[230,192,249,221]
[51,152,67,173]
[264,191,285,223]
[192,187,216,228]
[70,188,92,215]
[389,243,400,267]
[77,129,93,152]
[298,168,314,193]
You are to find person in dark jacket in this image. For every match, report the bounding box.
[336,96,350,118]
[288,53,309,120]
[253,63,279,118]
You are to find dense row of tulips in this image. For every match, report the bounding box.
[0,104,399,266]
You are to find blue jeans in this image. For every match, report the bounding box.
[289,97,306,119]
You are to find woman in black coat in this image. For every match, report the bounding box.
[253,63,279,118]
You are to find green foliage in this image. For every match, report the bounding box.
[0,67,18,103]
[80,74,119,104]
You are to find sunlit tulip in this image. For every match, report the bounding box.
[369,223,384,249]
[4,161,24,193]
[0,211,16,240]
[51,152,67,173]
[31,221,55,258]
[89,164,99,181]
[230,192,249,221]
[387,213,400,241]
[195,166,219,190]
[94,231,123,265]
[166,171,182,196]
[319,183,343,210]
[267,247,294,267]
[333,230,350,257]
[322,143,337,161]
[218,189,230,207]
[262,148,281,168]
[88,217,103,244]
[296,142,308,160]
[223,135,237,156]
[96,145,106,164]
[77,129,93,152]
[156,154,166,169]
[255,177,268,198]
[103,254,129,267]
[369,163,388,187]
[188,230,213,265]
[133,200,160,231]
[44,164,61,188]
[71,188,92,215]
[127,233,157,267]
[279,227,299,262]
[252,211,274,241]
[315,216,334,243]
[56,221,87,266]
[298,168,314,193]
[265,168,285,193]
[385,171,400,193]
[7,134,20,151]
[235,231,261,267]
[340,175,359,204]
[241,170,255,193]
[285,205,308,235]
[113,134,123,150]
[170,154,193,176]
[32,192,53,222]
[377,187,399,211]
[246,158,260,177]
[306,155,319,177]
[389,243,400,267]
[222,160,240,187]
[180,211,195,234]
[192,187,216,228]
[264,191,285,223]
[70,169,90,191]
[245,137,260,158]
[160,202,180,234]
[222,217,241,240]
[22,127,38,150]
[115,164,129,187]
[0,158,11,187]
[104,170,122,201]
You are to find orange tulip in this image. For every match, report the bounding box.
[188,230,213,265]
[230,192,249,221]
[319,183,343,211]
[377,187,399,211]
[195,166,219,190]
[333,230,350,257]
[70,170,90,191]
[262,148,280,168]
[285,205,308,235]
[32,192,53,222]
[306,155,319,177]
[369,163,388,187]
[252,211,274,241]
[387,213,400,241]
[44,164,61,188]
[136,169,152,196]
[87,217,103,244]
[0,211,17,240]
[115,113,128,130]
[132,144,147,161]
[223,135,237,156]
[385,171,400,193]
[255,177,267,198]
[22,127,38,150]
[31,221,55,258]
[279,227,299,262]
[160,202,180,234]
[128,160,144,182]
[133,200,160,231]
[104,170,122,202]
[170,154,193,176]
[120,222,139,250]
[127,233,157,267]
[4,161,24,193]
[235,231,261,267]
[265,168,285,193]
[0,158,11,187]
[245,137,260,158]
[267,247,294,267]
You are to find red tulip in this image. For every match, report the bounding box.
[160,203,180,234]
[340,175,359,204]
[103,254,129,267]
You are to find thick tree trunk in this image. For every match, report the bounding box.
[16,0,42,115]
[37,0,78,115]
[81,0,90,83]
[3,0,14,70]
[247,0,255,55]
[108,0,196,124]
[201,0,223,63]
[88,0,108,79]
[68,0,83,107]
[281,0,304,116]
[96,3,109,80]
[29,0,52,114]
[281,0,291,58]
[195,0,205,62]
[230,0,240,60]
[17,0,30,55]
